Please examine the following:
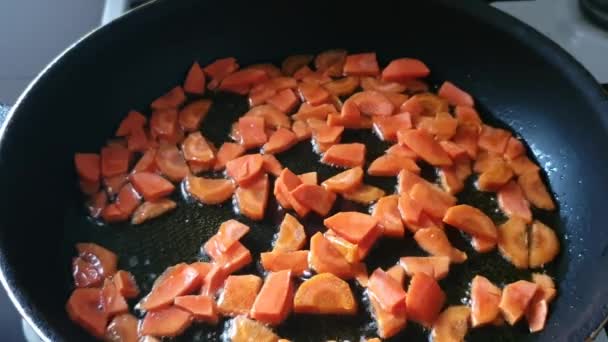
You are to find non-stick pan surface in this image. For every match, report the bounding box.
[1,0,608,341]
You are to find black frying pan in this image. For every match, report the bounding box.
[1,0,608,341]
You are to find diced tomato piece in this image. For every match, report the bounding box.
[453,123,479,159]
[369,295,407,339]
[263,128,297,154]
[101,278,128,317]
[105,313,138,342]
[321,143,365,168]
[140,306,192,337]
[229,316,280,342]
[382,58,430,82]
[498,181,532,223]
[183,62,206,95]
[178,99,212,132]
[151,86,186,110]
[213,143,245,171]
[406,272,446,327]
[414,227,467,263]
[236,116,268,149]
[437,81,474,107]
[324,212,378,244]
[398,129,451,166]
[499,280,539,325]
[399,256,450,280]
[471,275,502,327]
[290,184,336,216]
[368,268,407,314]
[116,110,146,137]
[113,270,139,299]
[443,204,497,240]
[66,288,108,338]
[186,175,234,205]
[203,57,239,89]
[115,183,141,216]
[321,167,364,193]
[349,91,394,116]
[86,191,107,218]
[261,250,309,276]
[76,243,118,277]
[139,263,201,311]
[518,170,556,210]
[309,232,353,279]
[250,270,294,325]
[101,146,129,178]
[219,69,268,94]
[225,153,264,186]
[291,120,312,141]
[174,295,217,323]
[344,53,380,77]
[342,184,385,205]
[372,113,412,141]
[372,195,405,238]
[155,144,189,182]
[478,124,512,154]
[294,273,357,315]
[131,199,176,224]
[217,275,262,317]
[368,154,419,176]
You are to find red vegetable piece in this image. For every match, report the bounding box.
[499,280,539,325]
[372,195,405,238]
[478,124,512,154]
[116,110,146,137]
[218,275,263,317]
[382,58,430,81]
[438,81,474,107]
[178,99,212,132]
[139,263,201,311]
[321,143,366,168]
[183,62,206,95]
[151,86,186,110]
[262,154,283,177]
[129,172,174,201]
[368,154,420,176]
[290,184,336,217]
[471,275,502,327]
[406,272,446,327]
[350,91,394,116]
[343,53,380,77]
[216,219,250,252]
[140,306,192,337]
[372,113,412,141]
[260,250,309,276]
[66,288,108,338]
[250,270,294,325]
[309,232,353,279]
[101,146,130,178]
[368,268,407,314]
[298,82,330,106]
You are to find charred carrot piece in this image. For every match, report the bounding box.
[183,62,206,95]
[438,81,474,107]
[131,199,176,224]
[250,270,294,325]
[382,58,430,81]
[368,154,420,176]
[262,154,283,176]
[321,143,366,168]
[138,263,201,311]
[140,306,192,337]
[406,272,446,327]
[368,268,407,314]
[235,173,269,221]
[309,232,353,279]
[260,250,309,276]
[321,167,364,193]
[294,273,357,315]
[217,275,262,317]
[274,214,306,252]
[398,129,452,166]
[372,195,405,238]
[263,128,297,154]
[343,53,380,77]
[399,256,450,280]
[66,288,108,338]
[290,184,336,217]
[324,211,379,244]
[151,86,186,110]
[225,153,264,186]
[414,227,467,263]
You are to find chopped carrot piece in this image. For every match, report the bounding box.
[140,306,192,337]
[406,272,446,327]
[249,86,276,107]
[263,128,297,154]
[251,76,297,95]
[372,113,412,141]
[383,92,409,108]
[526,298,548,333]
[473,150,504,173]
[155,144,189,182]
[386,265,405,286]
[294,273,357,315]
[532,273,557,303]
[478,124,512,154]
[201,264,227,297]
[361,77,407,93]
[66,288,108,338]
[101,278,128,317]
[292,103,336,121]
[382,58,430,81]
[185,175,235,205]
[321,143,366,168]
[105,314,138,342]
[471,275,502,327]
[323,76,360,97]
[297,82,331,106]
[298,171,317,185]
[455,105,481,127]
[504,137,525,160]
[409,183,454,219]
[369,295,407,339]
[454,157,472,182]
[75,153,101,183]
[131,199,176,224]
[113,270,139,299]
[244,105,291,129]
[174,295,217,323]
[324,231,360,263]
[315,49,347,76]
[290,183,336,216]
[324,212,378,244]
[309,232,353,279]
[80,180,100,196]
[431,306,471,342]
[262,154,283,177]
[398,129,451,166]
[219,69,269,94]
[203,57,239,89]
[225,153,264,186]
[477,159,513,191]
[518,170,556,210]
[497,217,529,268]
[402,78,429,93]
[343,52,380,77]
[386,144,417,159]
[76,243,118,277]
[349,90,395,116]
[321,167,364,193]
[311,124,344,144]
[181,132,215,164]
[399,256,450,280]
[437,81,474,107]
[368,154,420,176]
[368,268,407,314]
[453,123,479,159]
[498,181,532,223]
[133,148,158,174]
[151,86,186,110]
[291,120,312,140]
[72,256,103,288]
[102,204,130,223]
[372,195,405,238]
[439,141,468,161]
[103,173,128,197]
[217,275,263,317]
[274,168,310,216]
[229,315,280,342]
[101,146,130,178]
[405,93,448,117]
[433,112,458,140]
[274,214,306,252]
[150,108,178,142]
[352,262,369,287]
[116,110,146,137]
[235,173,269,220]
[260,250,309,276]
[438,167,464,195]
[471,235,497,253]
[237,116,268,149]
[247,63,282,78]
[139,263,201,311]
[414,227,467,263]
[266,88,299,113]
[115,183,141,216]
[250,270,294,325]
[508,155,540,176]
[342,184,385,205]
[86,191,107,218]
[126,126,149,152]
[188,262,212,280]
[183,62,206,95]
[282,54,313,76]
[443,204,497,240]
[529,220,560,268]
[215,219,250,252]
[499,280,539,325]
[213,143,246,171]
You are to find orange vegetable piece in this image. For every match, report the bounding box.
[361,77,407,93]
[312,124,344,144]
[66,288,108,338]
[532,273,557,303]
[75,153,100,183]
[105,313,138,342]
[115,183,141,216]
[76,243,117,278]
[292,103,336,121]
[386,144,418,159]
[477,159,514,191]
[518,170,556,210]
[453,123,479,159]
[350,90,395,116]
[433,112,458,141]
[104,174,128,198]
[113,270,139,299]
[471,236,497,253]
[132,148,158,174]
[386,265,405,286]
[439,141,468,161]
[298,82,331,106]
[443,204,498,240]
[217,275,263,317]
[80,179,100,196]
[131,199,176,224]
[321,143,366,168]
[471,275,502,327]
[499,280,539,325]
[315,49,347,76]
[101,278,129,317]
[431,306,471,342]
[478,124,512,154]
[282,54,313,76]
[406,272,446,327]
[225,153,264,186]
[508,155,541,176]
[368,268,407,314]
[101,146,130,178]
[184,62,206,95]
[126,126,149,152]
[298,171,317,185]
[342,184,385,205]
[214,219,250,252]
[274,214,306,252]
[290,184,336,216]
[140,306,192,337]
[151,86,186,110]
[235,173,269,221]
[437,81,474,107]
[174,295,218,323]
[455,105,482,127]
[368,154,420,176]
[139,263,200,311]
[101,204,130,223]
[185,175,235,205]
[409,183,453,219]
[372,113,412,141]
[353,262,369,287]
[504,137,525,160]
[250,270,294,325]
[182,132,215,163]
[398,129,452,166]
[526,298,548,333]
[343,52,380,77]
[324,211,378,244]
[200,264,227,297]
[399,256,450,280]
[321,167,364,193]
[414,227,467,263]
[372,195,405,238]
[323,76,360,97]
[438,167,464,195]
[261,250,309,276]
[369,295,407,339]
[382,58,430,81]
[263,128,297,154]
[237,116,268,149]
[323,231,361,263]
[266,88,299,113]
[229,315,280,342]
[274,168,309,216]
[260,154,282,177]
[219,68,269,94]
[155,144,189,182]
[245,104,291,129]
[405,93,448,117]
[309,232,353,279]
[203,57,239,88]
[498,181,532,223]
[291,120,312,141]
[116,110,146,137]
[150,108,178,140]
[72,257,102,288]
[294,273,357,315]
[213,142,246,171]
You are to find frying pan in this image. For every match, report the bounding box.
[1,0,608,341]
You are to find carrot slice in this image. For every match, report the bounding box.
[131,199,176,224]
[216,275,263,317]
[529,220,560,268]
[477,159,514,191]
[498,181,532,223]
[443,204,498,240]
[263,128,297,154]
[324,211,378,244]
[219,69,269,94]
[321,167,364,193]
[155,144,189,182]
[150,108,178,142]
[182,132,215,164]
[237,116,268,149]
[235,173,269,221]
[350,91,394,116]
[244,105,291,129]
[433,111,458,141]
[372,113,412,141]
[105,313,138,342]
[266,88,299,113]
[101,146,130,178]
[75,153,101,183]
[369,295,407,339]
[281,54,313,76]
[323,231,360,263]
[140,306,192,337]
[213,143,246,171]
[297,82,330,106]
[250,270,294,325]
[439,141,468,161]
[499,280,539,325]
[225,153,264,186]
[229,315,280,342]
[116,183,141,216]
[471,235,497,253]
[249,87,276,107]
[386,265,405,286]
[275,168,310,216]
[151,86,186,110]
[518,170,556,210]
[431,306,471,342]
[455,105,482,127]
[186,175,234,205]
[368,268,407,314]
[126,126,149,152]
[101,278,129,317]
[116,110,146,137]
[315,49,347,76]
[311,124,344,145]
[113,270,139,299]
[102,204,130,223]
[203,57,239,89]
[497,217,529,268]
[398,129,452,166]
[260,250,309,276]
[352,262,369,287]
[321,143,366,168]
[504,137,525,160]
[76,243,118,278]
[471,275,502,327]
[323,76,360,97]
[342,184,385,205]
[404,93,448,117]
[532,273,557,303]
[294,273,357,315]
[133,148,158,174]
[215,219,250,252]
[368,154,420,176]
[508,155,541,176]
[261,154,283,177]
[290,184,336,216]
[399,256,450,280]
[200,264,227,297]
[372,195,405,238]
[382,58,430,81]
[174,295,218,323]
[292,103,336,121]
[309,232,353,279]
[453,123,479,159]
[183,62,206,95]
[406,272,446,327]
[104,173,129,197]
[438,81,474,107]
[274,214,306,252]
[409,183,454,219]
[291,120,312,141]
[438,167,464,195]
[139,263,201,311]
[478,124,512,154]
[66,288,108,338]
[298,171,317,185]
[343,52,380,77]
[414,227,467,263]
[361,77,407,93]
[80,180,100,196]
[526,298,548,333]
[386,144,418,159]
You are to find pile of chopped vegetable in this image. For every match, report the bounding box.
[71,50,559,341]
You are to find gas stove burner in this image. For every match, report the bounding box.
[580,0,608,29]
